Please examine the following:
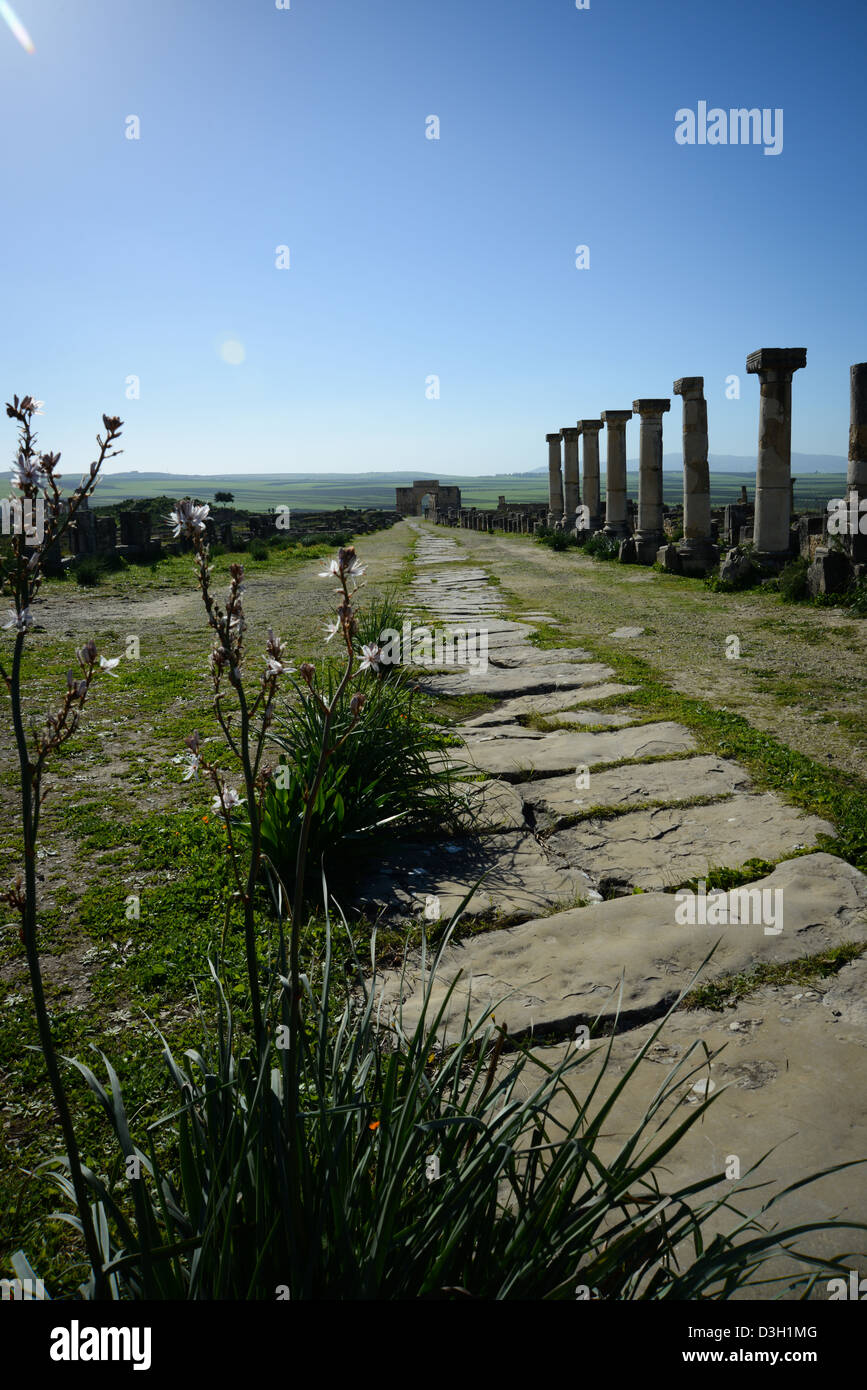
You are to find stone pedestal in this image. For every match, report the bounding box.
[848,363,867,563]
[70,498,96,555]
[546,433,564,526]
[601,410,631,538]
[95,516,117,554]
[632,398,670,563]
[807,547,850,597]
[577,419,604,530]
[746,348,807,563]
[119,510,154,557]
[41,537,65,576]
[673,377,718,576]
[560,427,581,528]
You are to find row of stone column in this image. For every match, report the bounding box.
[544,348,817,571]
[436,352,867,579]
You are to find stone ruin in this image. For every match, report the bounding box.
[395,480,461,519]
[6,498,403,577]
[434,352,867,596]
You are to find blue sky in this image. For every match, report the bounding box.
[0,0,864,477]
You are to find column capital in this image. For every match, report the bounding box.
[633,398,671,415]
[746,348,807,376]
[545,432,562,444]
[576,418,604,431]
[560,427,580,442]
[673,377,704,397]
[601,410,632,424]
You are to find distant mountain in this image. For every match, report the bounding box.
[527,453,848,475]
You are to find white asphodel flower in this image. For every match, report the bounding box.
[166,499,210,538]
[179,752,200,781]
[212,787,243,814]
[99,656,121,677]
[265,655,290,678]
[11,454,46,491]
[318,559,341,578]
[2,607,34,632]
[359,642,383,672]
[324,619,340,642]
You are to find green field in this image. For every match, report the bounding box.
[47,469,849,513]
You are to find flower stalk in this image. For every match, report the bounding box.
[2,396,123,1299]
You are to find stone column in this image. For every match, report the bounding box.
[746,348,807,560]
[560,427,580,529]
[673,377,718,575]
[577,420,603,531]
[601,410,631,538]
[546,433,564,526]
[632,399,670,563]
[848,363,867,563]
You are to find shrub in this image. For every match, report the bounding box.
[778,557,810,602]
[74,557,104,586]
[534,526,581,552]
[101,551,128,573]
[354,587,407,673]
[583,532,621,562]
[256,668,465,911]
[846,575,867,617]
[248,538,269,561]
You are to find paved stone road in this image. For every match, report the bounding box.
[359,524,867,1289]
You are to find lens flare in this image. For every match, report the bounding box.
[219,339,245,365]
[0,2,35,54]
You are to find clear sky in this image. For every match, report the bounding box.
[1,0,864,477]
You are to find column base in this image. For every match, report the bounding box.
[676,538,720,577]
[632,531,664,565]
[603,522,630,540]
[750,550,791,574]
[656,542,682,573]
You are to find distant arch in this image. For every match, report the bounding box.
[395,479,461,517]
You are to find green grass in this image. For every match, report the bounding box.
[681,943,867,1012]
[568,644,867,874]
[420,690,499,725]
[674,859,780,895]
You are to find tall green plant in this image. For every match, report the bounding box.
[256,667,463,912]
[29,922,867,1299]
[1,395,125,1299]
